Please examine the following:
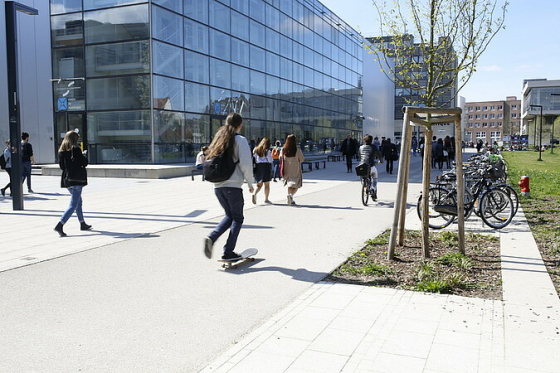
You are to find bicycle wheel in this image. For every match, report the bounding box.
[496,184,519,217]
[361,178,369,206]
[416,186,455,229]
[479,188,514,229]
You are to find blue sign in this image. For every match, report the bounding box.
[214,102,221,114]
[58,97,68,111]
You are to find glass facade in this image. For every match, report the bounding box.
[51,0,363,164]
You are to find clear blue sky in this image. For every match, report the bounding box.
[320,0,560,102]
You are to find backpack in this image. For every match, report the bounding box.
[0,154,6,170]
[203,149,239,183]
[390,146,399,161]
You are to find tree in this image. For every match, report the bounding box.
[366,0,508,259]
[367,0,508,108]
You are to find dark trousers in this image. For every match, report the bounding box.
[3,168,12,191]
[210,187,244,255]
[344,154,353,171]
[21,161,32,189]
[386,159,394,174]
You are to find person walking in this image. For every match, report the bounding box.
[382,138,398,174]
[435,138,445,170]
[340,133,357,173]
[21,132,35,193]
[54,131,92,237]
[1,140,12,197]
[252,137,273,204]
[281,134,305,205]
[271,140,281,182]
[444,136,454,169]
[203,113,254,260]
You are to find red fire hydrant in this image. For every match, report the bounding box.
[519,176,530,198]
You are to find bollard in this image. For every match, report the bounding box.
[519,175,530,198]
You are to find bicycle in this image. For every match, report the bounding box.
[356,163,377,206]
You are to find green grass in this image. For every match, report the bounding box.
[501,151,560,196]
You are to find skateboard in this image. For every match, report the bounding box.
[217,248,258,269]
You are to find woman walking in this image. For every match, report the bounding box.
[54,131,92,237]
[1,140,12,197]
[281,134,305,205]
[252,137,273,204]
[203,113,254,260]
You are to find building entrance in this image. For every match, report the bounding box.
[54,112,86,159]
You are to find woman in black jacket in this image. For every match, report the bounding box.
[54,130,92,237]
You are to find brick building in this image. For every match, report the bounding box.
[463,96,521,145]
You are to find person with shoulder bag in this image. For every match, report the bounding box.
[54,131,92,237]
[203,113,254,260]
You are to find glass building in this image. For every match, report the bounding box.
[50,0,363,164]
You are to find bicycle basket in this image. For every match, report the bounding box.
[355,163,371,177]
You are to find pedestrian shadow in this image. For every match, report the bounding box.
[282,204,360,210]
[77,230,161,239]
[220,260,328,283]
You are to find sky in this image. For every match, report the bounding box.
[320,0,560,103]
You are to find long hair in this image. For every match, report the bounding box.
[254,137,270,157]
[58,131,79,152]
[206,113,243,159]
[283,134,297,157]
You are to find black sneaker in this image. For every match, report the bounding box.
[222,252,242,261]
[204,237,213,259]
[372,189,377,201]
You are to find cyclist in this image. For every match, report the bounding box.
[358,134,383,200]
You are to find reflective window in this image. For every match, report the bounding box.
[231,0,248,14]
[153,41,183,79]
[231,38,250,66]
[51,0,82,15]
[210,58,231,89]
[184,0,208,23]
[84,0,143,10]
[184,19,209,54]
[86,41,149,77]
[265,51,279,76]
[266,75,280,96]
[279,0,291,15]
[53,47,85,78]
[249,0,265,23]
[87,75,150,110]
[231,65,250,92]
[250,45,265,72]
[209,0,230,34]
[152,6,183,46]
[154,110,185,145]
[249,20,265,48]
[210,87,232,115]
[266,28,279,54]
[230,91,250,117]
[185,114,210,144]
[279,58,292,81]
[185,50,209,84]
[250,70,265,95]
[279,35,291,59]
[185,82,210,113]
[231,11,249,40]
[152,0,182,13]
[51,14,83,47]
[87,110,151,143]
[265,4,279,29]
[153,75,184,111]
[84,5,149,44]
[209,29,231,60]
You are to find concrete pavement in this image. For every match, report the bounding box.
[0,151,558,372]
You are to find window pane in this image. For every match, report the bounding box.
[266,51,279,76]
[153,41,183,78]
[86,41,149,77]
[84,5,149,44]
[152,0,182,13]
[266,28,279,54]
[209,0,230,34]
[231,0,248,13]
[209,29,230,60]
[87,110,151,144]
[231,11,249,40]
[153,75,184,111]
[185,50,209,84]
[250,70,265,95]
[51,0,82,14]
[250,45,265,71]
[53,47,85,78]
[152,6,183,46]
[186,114,210,144]
[185,82,210,113]
[185,0,208,23]
[52,14,83,47]
[154,111,186,162]
[231,65,250,92]
[249,0,264,22]
[231,38,249,65]
[210,87,231,115]
[84,0,142,10]
[249,20,265,47]
[210,58,231,89]
[87,75,150,110]
[184,18,208,54]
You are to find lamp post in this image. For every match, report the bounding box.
[5,2,39,210]
[530,104,543,161]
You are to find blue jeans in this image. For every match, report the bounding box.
[209,187,244,255]
[272,159,280,179]
[21,161,32,189]
[60,185,84,224]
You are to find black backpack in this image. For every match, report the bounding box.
[203,148,239,183]
[0,154,6,170]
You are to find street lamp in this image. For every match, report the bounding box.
[530,104,543,161]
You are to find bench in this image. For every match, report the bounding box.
[327,154,341,162]
[301,156,327,172]
[191,167,205,181]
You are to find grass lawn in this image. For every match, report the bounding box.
[501,150,560,296]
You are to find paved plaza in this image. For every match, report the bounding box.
[0,150,558,372]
